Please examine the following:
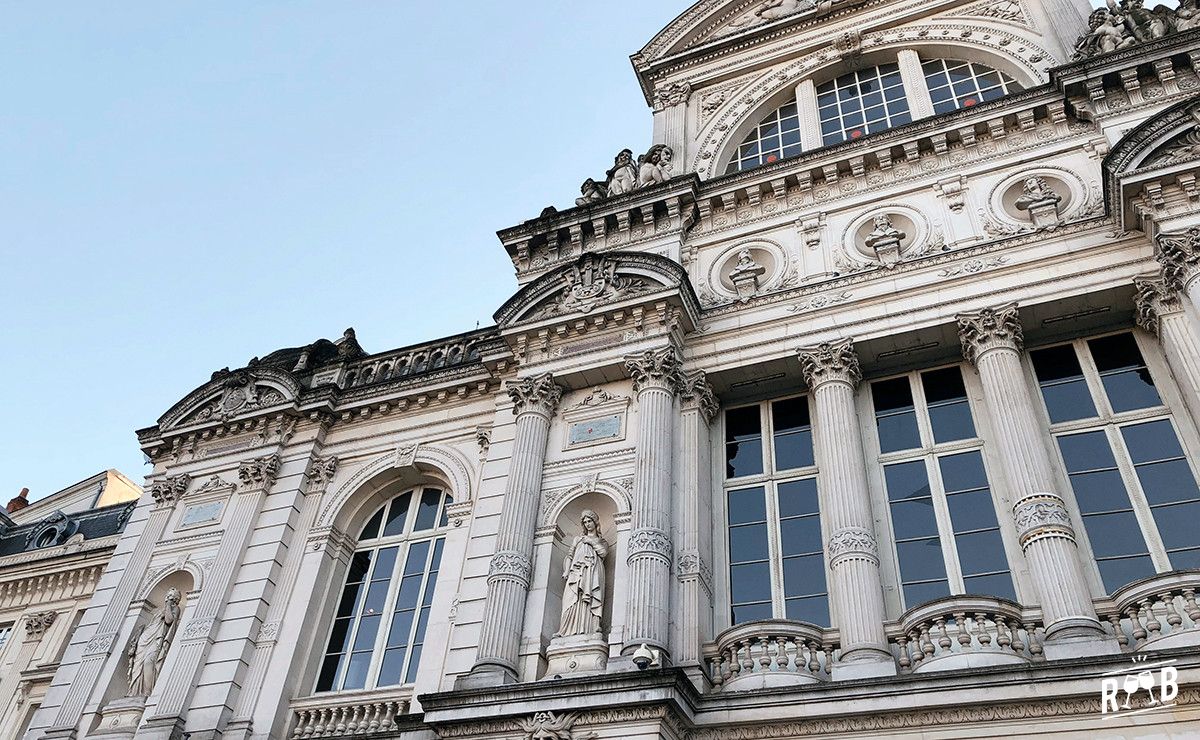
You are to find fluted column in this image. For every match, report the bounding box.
[957,304,1113,656]
[623,348,684,657]
[467,373,561,685]
[1136,275,1200,422]
[673,371,718,667]
[797,340,895,678]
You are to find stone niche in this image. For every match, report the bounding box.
[539,492,619,679]
[996,172,1075,229]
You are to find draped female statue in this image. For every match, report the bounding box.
[556,510,607,638]
[126,587,182,697]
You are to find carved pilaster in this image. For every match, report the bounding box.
[680,370,719,423]
[1134,275,1182,337]
[624,348,685,395]
[1157,226,1200,293]
[238,454,281,491]
[23,611,57,640]
[507,373,563,418]
[150,474,191,508]
[957,302,1023,365]
[797,338,861,389]
[303,456,338,493]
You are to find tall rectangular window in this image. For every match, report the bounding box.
[871,365,1015,609]
[1032,332,1200,593]
[0,623,11,651]
[724,396,828,626]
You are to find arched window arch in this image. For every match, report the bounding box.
[723,55,1024,173]
[315,486,453,693]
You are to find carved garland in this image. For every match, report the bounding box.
[827,527,880,565]
[487,550,533,588]
[1013,493,1076,550]
[627,527,673,564]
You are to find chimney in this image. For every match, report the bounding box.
[7,488,29,513]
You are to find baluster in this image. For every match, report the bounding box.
[335,706,351,735]
[920,624,935,659]
[1104,612,1129,649]
[368,703,384,733]
[784,636,798,673]
[769,635,784,671]
[346,705,363,733]
[806,639,821,673]
[907,629,924,665]
[995,616,1012,651]
[1126,606,1146,645]
[1160,591,1183,630]
[741,639,755,674]
[976,612,993,647]
[822,643,834,677]
[729,641,743,678]
[895,634,911,671]
[292,710,309,739]
[381,702,397,732]
[1142,598,1162,638]
[711,654,726,685]
[758,636,772,671]
[934,617,952,653]
[953,611,971,650]
[1024,623,1043,658]
[321,708,335,737]
[1182,588,1200,625]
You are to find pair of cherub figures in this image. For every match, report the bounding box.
[1074,0,1199,59]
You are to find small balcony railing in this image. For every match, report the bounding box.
[886,596,1044,674]
[1097,569,1200,652]
[289,687,412,738]
[704,619,839,690]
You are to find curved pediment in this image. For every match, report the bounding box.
[639,0,836,63]
[494,252,699,328]
[1106,98,1200,176]
[158,367,302,431]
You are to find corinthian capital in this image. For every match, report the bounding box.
[797,339,860,389]
[24,611,57,640]
[1134,275,1182,338]
[956,303,1023,365]
[304,455,339,493]
[680,370,719,423]
[150,474,191,508]
[624,347,685,395]
[1157,227,1200,293]
[238,454,281,491]
[506,373,563,418]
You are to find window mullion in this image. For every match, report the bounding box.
[927,453,966,594]
[365,542,407,690]
[1108,423,1173,571]
[896,49,935,118]
[765,481,787,618]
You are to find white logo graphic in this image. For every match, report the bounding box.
[1101,657,1178,719]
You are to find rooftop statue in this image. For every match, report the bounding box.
[637,144,674,187]
[571,144,675,208]
[575,178,608,207]
[1072,0,1195,59]
[605,148,638,197]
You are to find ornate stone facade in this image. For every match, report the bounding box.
[23,2,1200,739]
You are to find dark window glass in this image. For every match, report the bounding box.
[1088,334,1161,412]
[1123,421,1200,506]
[729,486,772,624]
[922,367,976,443]
[1031,345,1097,422]
[725,406,764,478]
[1097,555,1156,594]
[777,479,827,625]
[873,377,921,452]
[772,397,814,470]
[359,507,384,541]
[886,462,948,603]
[382,492,412,537]
[903,578,951,607]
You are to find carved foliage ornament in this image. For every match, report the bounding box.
[957,303,1024,365]
[680,370,719,423]
[508,373,564,418]
[24,610,58,639]
[487,550,532,587]
[151,474,192,507]
[624,347,685,395]
[1148,125,1200,167]
[517,711,597,740]
[1013,493,1076,549]
[627,527,673,564]
[827,527,880,564]
[533,255,651,319]
[1134,275,1181,336]
[304,456,339,491]
[652,81,691,111]
[797,339,861,389]
[238,454,281,490]
[1156,226,1200,292]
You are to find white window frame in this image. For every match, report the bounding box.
[719,394,830,627]
[1028,329,1200,593]
[862,363,1023,614]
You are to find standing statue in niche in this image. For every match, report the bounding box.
[637,144,674,187]
[555,510,607,638]
[126,587,182,697]
[604,149,638,197]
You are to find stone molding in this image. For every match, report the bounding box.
[486,550,533,588]
[624,348,685,396]
[827,527,880,566]
[237,454,281,491]
[797,339,861,389]
[23,610,57,640]
[1157,226,1200,292]
[1013,493,1077,550]
[1134,274,1182,336]
[507,373,564,418]
[151,474,192,508]
[957,303,1024,364]
[675,549,714,596]
[180,617,216,642]
[680,370,719,423]
[627,527,673,564]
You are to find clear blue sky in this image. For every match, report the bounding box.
[1,2,683,501]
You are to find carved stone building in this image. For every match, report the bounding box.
[0,472,140,740]
[22,0,1200,738]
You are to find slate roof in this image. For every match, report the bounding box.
[0,502,135,558]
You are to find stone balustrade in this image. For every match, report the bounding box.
[289,690,410,738]
[1097,570,1200,652]
[887,596,1044,674]
[705,619,839,690]
[341,330,495,389]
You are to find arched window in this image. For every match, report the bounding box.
[725,101,803,174]
[315,487,453,692]
[922,59,1021,115]
[817,63,911,147]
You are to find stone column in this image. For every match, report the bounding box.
[139,455,283,740]
[1157,227,1200,334]
[652,82,691,171]
[957,304,1114,657]
[896,49,935,120]
[795,78,823,152]
[622,348,684,657]
[796,340,895,679]
[673,371,718,669]
[42,475,188,740]
[1136,275,1200,422]
[466,373,562,686]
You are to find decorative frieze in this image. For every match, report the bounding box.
[651,81,691,111]
[83,631,118,656]
[627,528,673,564]
[23,610,57,639]
[797,339,861,389]
[517,711,596,740]
[1013,493,1077,550]
[237,454,281,491]
[957,303,1024,364]
[624,347,685,395]
[486,551,532,588]
[151,474,192,508]
[180,617,216,642]
[827,527,880,565]
[507,373,564,418]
